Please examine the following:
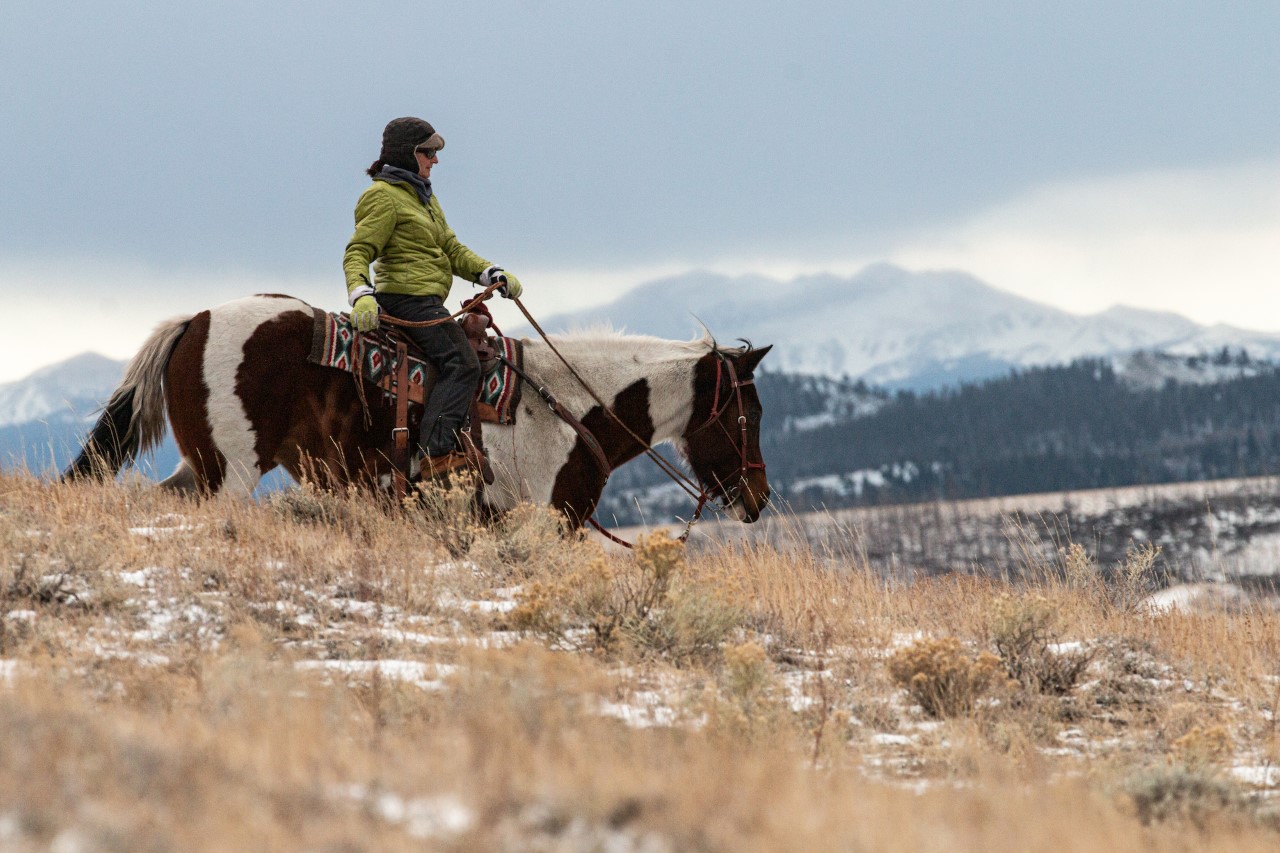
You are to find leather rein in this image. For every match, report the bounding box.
[347,280,508,429]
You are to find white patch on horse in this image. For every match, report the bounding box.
[482,331,707,513]
[203,296,310,497]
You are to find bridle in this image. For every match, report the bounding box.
[682,348,767,514]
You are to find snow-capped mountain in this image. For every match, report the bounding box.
[0,352,123,428]
[535,264,1280,389]
[6,262,1280,438]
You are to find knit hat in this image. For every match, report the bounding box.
[379,117,446,171]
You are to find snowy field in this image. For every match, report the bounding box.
[2,472,1280,850]
[627,475,1280,591]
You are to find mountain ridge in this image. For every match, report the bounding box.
[0,351,124,428]
[533,264,1280,388]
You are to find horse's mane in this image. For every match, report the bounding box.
[549,324,751,358]
[704,332,759,358]
[690,316,758,358]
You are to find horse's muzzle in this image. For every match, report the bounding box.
[728,472,770,523]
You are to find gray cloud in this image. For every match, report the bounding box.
[2,1,1277,282]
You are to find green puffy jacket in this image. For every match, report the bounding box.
[342,180,491,302]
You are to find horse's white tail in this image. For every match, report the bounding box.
[63,315,194,481]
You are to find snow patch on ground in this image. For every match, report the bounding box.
[1231,765,1280,790]
[888,631,926,650]
[123,513,201,539]
[118,568,153,587]
[1142,583,1248,614]
[86,641,170,667]
[379,626,521,649]
[780,669,832,712]
[333,785,475,840]
[131,599,218,642]
[296,659,459,691]
[598,690,680,729]
[437,588,520,614]
[0,660,27,683]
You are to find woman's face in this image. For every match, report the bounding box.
[414,148,438,180]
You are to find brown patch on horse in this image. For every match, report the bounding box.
[551,379,654,527]
[164,311,225,494]
[235,309,403,487]
[680,354,722,494]
[236,310,317,473]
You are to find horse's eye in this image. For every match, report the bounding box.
[749,411,761,425]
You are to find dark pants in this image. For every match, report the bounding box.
[376,293,481,457]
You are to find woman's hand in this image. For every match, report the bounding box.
[499,271,522,299]
[352,295,380,331]
[479,265,523,299]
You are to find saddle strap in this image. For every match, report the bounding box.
[391,340,411,499]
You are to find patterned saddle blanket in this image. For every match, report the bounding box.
[307,308,524,425]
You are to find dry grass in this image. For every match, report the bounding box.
[2,470,1280,850]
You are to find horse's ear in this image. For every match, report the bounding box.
[734,344,772,375]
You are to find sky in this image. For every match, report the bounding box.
[1,1,1278,382]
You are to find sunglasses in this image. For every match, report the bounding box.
[415,146,440,159]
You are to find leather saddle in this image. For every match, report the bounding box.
[368,310,498,406]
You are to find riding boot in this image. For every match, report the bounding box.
[422,450,472,479]
[414,417,468,481]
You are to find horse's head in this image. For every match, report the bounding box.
[681,343,772,523]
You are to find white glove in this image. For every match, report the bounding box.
[478,265,522,298]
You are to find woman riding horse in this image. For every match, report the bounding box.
[344,116,522,479]
[61,121,774,526]
[62,300,774,524]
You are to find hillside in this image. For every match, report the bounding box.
[2,472,1278,849]
[598,353,1280,524]
[778,354,1280,506]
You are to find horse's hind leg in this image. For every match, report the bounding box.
[159,455,264,498]
[159,460,199,495]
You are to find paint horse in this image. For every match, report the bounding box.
[64,295,772,528]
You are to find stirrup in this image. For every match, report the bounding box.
[457,428,495,485]
[423,451,471,479]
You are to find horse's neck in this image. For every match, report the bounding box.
[525,334,699,443]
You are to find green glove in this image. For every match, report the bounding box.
[499,271,522,299]
[351,295,380,331]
